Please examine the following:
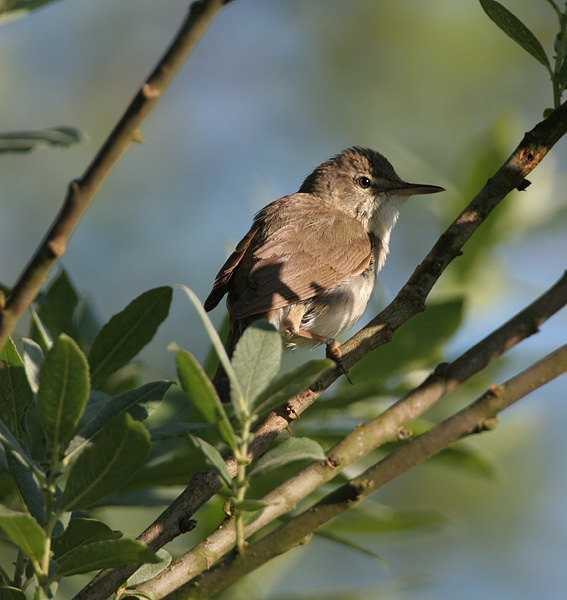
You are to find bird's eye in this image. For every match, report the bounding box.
[357,176,372,189]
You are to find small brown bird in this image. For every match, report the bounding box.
[205,147,444,401]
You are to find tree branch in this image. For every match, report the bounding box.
[167,343,567,600]
[77,99,567,599]
[131,271,567,599]
[0,0,229,354]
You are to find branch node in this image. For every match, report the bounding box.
[434,362,450,377]
[396,427,412,441]
[472,416,498,434]
[47,240,66,258]
[516,179,531,191]
[179,518,198,533]
[142,83,161,99]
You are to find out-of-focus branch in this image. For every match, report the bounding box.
[132,272,567,599]
[167,344,567,600]
[0,0,229,354]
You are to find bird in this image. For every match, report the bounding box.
[204,147,444,401]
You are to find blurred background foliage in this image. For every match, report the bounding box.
[0,0,566,599]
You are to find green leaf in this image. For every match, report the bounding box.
[315,529,388,566]
[252,359,334,416]
[54,538,160,578]
[33,269,81,342]
[22,338,44,394]
[349,298,464,386]
[433,441,499,481]
[248,437,326,477]
[126,548,172,587]
[59,413,151,511]
[0,586,27,600]
[149,422,210,441]
[0,126,87,153]
[189,435,233,490]
[231,320,281,410]
[0,364,33,445]
[52,518,122,563]
[7,450,46,525]
[0,506,46,563]
[176,285,245,406]
[479,0,550,68]
[0,336,23,367]
[88,286,172,389]
[203,312,230,379]
[28,305,53,352]
[328,502,447,535]
[174,346,237,450]
[65,381,173,463]
[37,334,90,451]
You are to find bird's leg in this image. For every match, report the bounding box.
[284,309,353,384]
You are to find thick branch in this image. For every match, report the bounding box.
[170,344,567,600]
[0,0,228,354]
[132,272,567,599]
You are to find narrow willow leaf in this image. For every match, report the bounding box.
[174,346,237,450]
[88,287,172,389]
[252,359,334,417]
[126,548,172,587]
[37,334,90,451]
[248,437,326,477]
[65,381,173,463]
[329,502,447,534]
[231,320,282,409]
[175,285,244,404]
[0,506,46,563]
[189,435,233,490]
[54,538,160,577]
[0,126,87,153]
[479,0,550,68]
[7,450,46,525]
[59,413,151,511]
[22,338,44,394]
[52,518,122,563]
[315,529,388,566]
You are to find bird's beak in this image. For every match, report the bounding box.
[394,182,445,196]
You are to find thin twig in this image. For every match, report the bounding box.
[132,271,567,599]
[0,0,228,354]
[168,344,567,600]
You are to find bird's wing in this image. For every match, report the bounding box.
[204,225,258,312]
[228,202,372,319]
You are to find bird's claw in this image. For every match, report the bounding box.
[325,339,353,385]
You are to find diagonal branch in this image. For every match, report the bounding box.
[76,100,567,600]
[132,271,567,599]
[0,0,230,354]
[167,343,567,600]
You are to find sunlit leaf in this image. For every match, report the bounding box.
[248,437,326,477]
[189,435,233,491]
[173,346,236,450]
[37,334,90,451]
[231,320,281,411]
[126,548,172,587]
[22,338,43,394]
[0,506,45,563]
